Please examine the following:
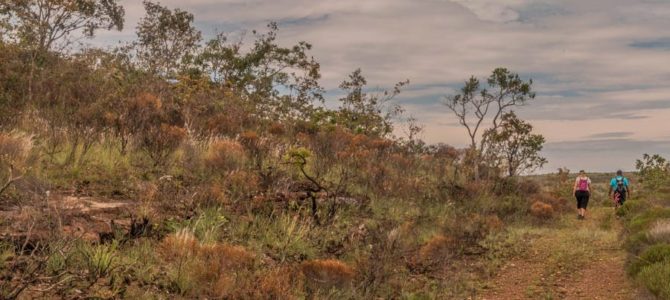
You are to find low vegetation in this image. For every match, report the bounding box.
[2,1,664,299]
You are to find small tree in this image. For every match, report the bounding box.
[337,68,408,137]
[135,0,201,77]
[1,0,125,51]
[444,67,535,178]
[197,23,324,120]
[635,154,670,190]
[483,112,547,176]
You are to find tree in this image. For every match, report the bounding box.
[444,67,535,178]
[483,112,546,176]
[135,0,201,77]
[197,23,324,120]
[635,154,670,189]
[337,68,408,137]
[0,0,125,51]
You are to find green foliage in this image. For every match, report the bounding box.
[259,213,314,262]
[628,243,670,277]
[0,0,125,50]
[627,207,670,234]
[136,0,201,76]
[78,240,120,280]
[483,112,547,176]
[635,153,670,191]
[636,259,670,299]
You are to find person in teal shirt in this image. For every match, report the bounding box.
[609,170,631,209]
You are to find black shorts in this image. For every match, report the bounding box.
[614,191,627,205]
[575,190,590,209]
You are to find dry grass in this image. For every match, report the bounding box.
[418,234,454,266]
[648,219,670,244]
[530,201,554,220]
[301,259,355,287]
[205,138,247,172]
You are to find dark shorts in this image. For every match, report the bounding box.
[575,190,590,209]
[614,191,627,205]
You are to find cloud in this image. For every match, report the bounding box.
[449,0,525,22]
[542,138,670,172]
[85,0,670,171]
[588,132,634,139]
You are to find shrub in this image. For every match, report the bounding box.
[531,193,571,213]
[628,244,670,277]
[138,123,187,168]
[628,208,670,234]
[301,259,355,288]
[79,241,119,280]
[616,199,652,218]
[159,229,199,260]
[636,259,670,299]
[205,139,247,174]
[418,235,454,266]
[625,231,651,255]
[256,266,305,299]
[648,219,670,244]
[530,201,554,220]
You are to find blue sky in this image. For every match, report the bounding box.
[93,0,670,173]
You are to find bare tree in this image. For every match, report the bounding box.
[444,68,535,178]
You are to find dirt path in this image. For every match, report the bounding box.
[479,207,643,300]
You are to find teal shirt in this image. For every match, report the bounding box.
[610,176,629,189]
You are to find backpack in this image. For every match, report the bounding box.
[616,177,626,193]
[577,178,589,191]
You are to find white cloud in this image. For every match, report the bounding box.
[89,0,670,171]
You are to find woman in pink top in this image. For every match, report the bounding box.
[573,170,592,220]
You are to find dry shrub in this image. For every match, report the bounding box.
[256,266,304,299]
[648,219,670,244]
[485,215,504,232]
[418,235,454,266]
[301,259,355,288]
[159,229,199,260]
[518,179,541,195]
[206,139,247,172]
[239,130,259,147]
[531,192,571,213]
[138,123,187,167]
[226,170,260,202]
[268,122,285,136]
[530,201,554,220]
[159,230,257,297]
[195,244,255,285]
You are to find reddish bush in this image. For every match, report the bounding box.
[530,201,554,220]
[531,192,571,213]
[268,122,285,136]
[205,139,247,173]
[301,259,355,287]
[418,235,454,265]
[159,229,199,260]
[138,123,186,167]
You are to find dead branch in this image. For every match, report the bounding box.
[0,164,24,197]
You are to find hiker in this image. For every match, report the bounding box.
[609,170,630,210]
[573,170,591,220]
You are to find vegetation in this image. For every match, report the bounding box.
[4,1,660,299]
[619,153,670,299]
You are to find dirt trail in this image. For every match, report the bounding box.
[479,207,644,300]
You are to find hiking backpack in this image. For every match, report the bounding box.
[578,178,589,191]
[616,177,626,193]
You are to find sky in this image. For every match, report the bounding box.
[92,0,670,173]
